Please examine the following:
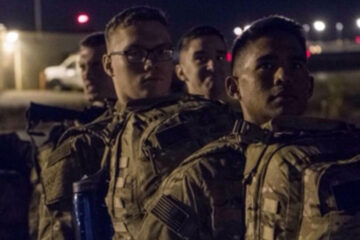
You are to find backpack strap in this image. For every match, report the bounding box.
[231,119,273,185]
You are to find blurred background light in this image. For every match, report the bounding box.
[335,22,344,31]
[233,27,242,36]
[313,20,326,32]
[77,13,89,24]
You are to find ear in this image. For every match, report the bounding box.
[103,54,114,77]
[175,64,187,82]
[225,75,241,100]
[306,75,314,99]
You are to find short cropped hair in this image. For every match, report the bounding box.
[177,25,226,53]
[231,15,306,72]
[105,6,168,46]
[80,32,106,48]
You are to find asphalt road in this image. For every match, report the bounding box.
[0,90,87,131]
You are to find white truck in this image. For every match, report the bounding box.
[40,54,83,90]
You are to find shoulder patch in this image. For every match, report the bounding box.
[47,140,73,167]
[150,194,197,239]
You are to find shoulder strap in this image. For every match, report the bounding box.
[100,112,133,170]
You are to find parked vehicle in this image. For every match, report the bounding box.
[39,54,83,90]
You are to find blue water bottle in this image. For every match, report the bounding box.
[72,170,113,240]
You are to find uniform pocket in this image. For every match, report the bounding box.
[41,142,83,206]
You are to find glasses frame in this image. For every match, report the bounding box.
[108,47,174,63]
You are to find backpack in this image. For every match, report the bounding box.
[105,95,237,239]
[244,116,360,240]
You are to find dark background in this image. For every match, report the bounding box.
[1,0,360,42]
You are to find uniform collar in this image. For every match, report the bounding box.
[114,94,184,113]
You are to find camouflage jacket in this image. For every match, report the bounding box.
[244,117,360,240]
[138,120,266,240]
[104,94,238,240]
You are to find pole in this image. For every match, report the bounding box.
[34,0,42,32]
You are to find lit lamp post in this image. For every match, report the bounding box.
[355,18,360,44]
[313,20,326,32]
[0,24,6,89]
[4,31,22,90]
[335,22,344,43]
[313,20,326,41]
[356,18,360,29]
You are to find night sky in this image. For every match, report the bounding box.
[1,0,360,42]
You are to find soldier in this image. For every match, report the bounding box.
[139,15,314,240]
[79,32,117,106]
[33,32,116,240]
[175,26,230,101]
[101,6,236,240]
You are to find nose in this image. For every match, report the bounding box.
[274,67,290,86]
[143,58,154,71]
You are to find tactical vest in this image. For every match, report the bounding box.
[244,117,360,240]
[105,95,237,240]
[141,120,266,240]
[40,115,115,207]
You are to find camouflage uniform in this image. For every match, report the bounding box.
[244,117,360,240]
[138,120,265,240]
[139,116,360,240]
[0,133,32,240]
[104,94,237,240]
[33,103,115,240]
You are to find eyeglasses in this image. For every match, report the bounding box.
[108,47,174,63]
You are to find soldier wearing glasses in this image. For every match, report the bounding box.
[101,6,235,240]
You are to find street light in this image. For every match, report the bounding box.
[335,22,344,41]
[356,18,360,29]
[233,27,242,36]
[6,31,18,43]
[335,22,343,31]
[3,31,18,53]
[2,30,22,89]
[313,20,326,32]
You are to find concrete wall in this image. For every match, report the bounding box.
[0,31,86,90]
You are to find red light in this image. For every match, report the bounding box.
[226,52,232,62]
[355,36,360,44]
[306,49,311,58]
[77,14,89,24]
